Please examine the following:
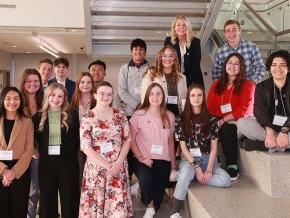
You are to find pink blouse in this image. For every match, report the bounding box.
[130,110,175,161]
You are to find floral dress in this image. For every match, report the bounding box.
[79,108,133,218]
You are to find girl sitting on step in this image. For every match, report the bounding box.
[170,84,231,218]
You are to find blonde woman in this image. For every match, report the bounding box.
[141,45,187,116]
[164,15,204,86]
[33,83,80,218]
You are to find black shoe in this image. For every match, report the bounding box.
[227,168,239,181]
[242,139,267,151]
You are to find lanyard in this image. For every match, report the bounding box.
[220,86,234,106]
[273,83,287,116]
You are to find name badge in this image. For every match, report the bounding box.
[0,150,13,160]
[220,103,232,113]
[272,115,288,126]
[167,96,178,104]
[48,146,60,155]
[134,87,141,95]
[100,142,113,153]
[151,144,163,155]
[190,148,202,157]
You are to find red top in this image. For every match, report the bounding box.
[207,79,255,120]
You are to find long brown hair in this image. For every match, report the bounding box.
[215,52,246,95]
[39,83,69,132]
[139,83,170,129]
[181,84,210,137]
[148,45,181,84]
[70,72,96,111]
[20,68,44,117]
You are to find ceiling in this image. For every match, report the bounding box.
[0,0,212,58]
[0,26,86,55]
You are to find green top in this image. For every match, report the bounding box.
[48,110,61,145]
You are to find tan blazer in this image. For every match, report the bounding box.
[141,71,187,113]
[0,115,34,179]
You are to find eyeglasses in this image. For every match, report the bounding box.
[26,80,40,84]
[162,54,175,59]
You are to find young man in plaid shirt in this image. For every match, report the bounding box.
[212,20,265,83]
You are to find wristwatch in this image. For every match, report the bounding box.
[191,159,200,169]
[280,128,289,134]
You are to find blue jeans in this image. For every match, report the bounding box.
[27,158,39,218]
[174,153,231,200]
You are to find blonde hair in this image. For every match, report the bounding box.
[148,45,181,84]
[169,15,194,48]
[39,83,69,132]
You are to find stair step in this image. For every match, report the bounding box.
[240,149,290,198]
[187,177,290,218]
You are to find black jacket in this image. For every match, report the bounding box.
[254,74,290,132]
[32,110,80,160]
[164,36,204,87]
[48,78,76,103]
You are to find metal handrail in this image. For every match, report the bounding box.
[256,0,288,12]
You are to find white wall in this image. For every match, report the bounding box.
[9,53,154,90]
[0,0,84,27]
[0,50,12,70]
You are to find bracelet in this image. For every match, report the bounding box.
[280,128,289,134]
[193,164,200,169]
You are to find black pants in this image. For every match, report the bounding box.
[126,116,134,178]
[219,123,238,167]
[0,160,30,218]
[133,159,171,210]
[78,151,86,185]
[39,156,80,218]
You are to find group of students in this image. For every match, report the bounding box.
[0,15,289,218]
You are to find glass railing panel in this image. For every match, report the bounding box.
[245,0,290,33]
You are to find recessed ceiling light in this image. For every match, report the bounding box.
[26,51,31,53]
[11,45,17,48]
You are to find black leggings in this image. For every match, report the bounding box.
[219,123,238,167]
[133,159,171,210]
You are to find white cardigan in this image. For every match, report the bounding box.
[141,71,187,113]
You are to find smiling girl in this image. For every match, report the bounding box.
[33,83,80,218]
[0,87,34,217]
[207,52,255,180]
[170,84,231,218]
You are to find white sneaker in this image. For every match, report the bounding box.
[130,182,139,197]
[170,213,182,218]
[143,208,155,218]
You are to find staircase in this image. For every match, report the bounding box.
[186,149,290,218]
[88,0,211,58]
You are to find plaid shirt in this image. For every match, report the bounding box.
[212,39,265,83]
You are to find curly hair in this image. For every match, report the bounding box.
[148,45,181,84]
[39,83,69,132]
